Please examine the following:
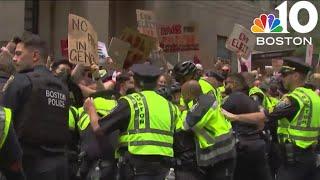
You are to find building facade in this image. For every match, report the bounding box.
[0,0,297,69]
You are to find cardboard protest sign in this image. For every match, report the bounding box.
[158,24,199,53]
[226,24,255,59]
[68,14,98,66]
[120,27,156,69]
[136,9,157,38]
[108,37,130,70]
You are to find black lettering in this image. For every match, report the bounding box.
[87,33,95,48]
[72,19,80,30]
[69,49,77,62]
[77,41,87,51]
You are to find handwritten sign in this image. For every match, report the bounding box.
[136,9,157,38]
[158,24,199,53]
[68,14,98,66]
[120,28,156,69]
[226,24,255,59]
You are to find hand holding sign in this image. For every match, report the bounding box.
[68,14,99,66]
[226,24,256,59]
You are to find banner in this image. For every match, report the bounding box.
[68,14,98,66]
[108,37,130,70]
[158,24,199,53]
[136,9,157,38]
[305,44,313,66]
[226,24,256,59]
[120,28,156,68]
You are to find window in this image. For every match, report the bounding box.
[24,0,39,33]
[217,35,231,60]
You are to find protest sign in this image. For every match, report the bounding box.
[68,14,98,66]
[136,9,157,38]
[120,27,156,68]
[158,24,199,53]
[108,37,130,70]
[226,24,255,59]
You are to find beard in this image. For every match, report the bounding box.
[224,87,233,95]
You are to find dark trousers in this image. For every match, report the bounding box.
[202,158,236,180]
[23,155,69,180]
[234,138,272,180]
[119,155,169,180]
[276,151,320,180]
[268,142,282,180]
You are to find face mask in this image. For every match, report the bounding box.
[57,71,70,83]
[221,71,229,79]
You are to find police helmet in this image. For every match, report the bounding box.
[156,86,172,101]
[173,61,197,81]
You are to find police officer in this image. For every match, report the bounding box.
[0,106,25,180]
[1,33,70,180]
[77,94,118,180]
[223,57,320,180]
[180,80,236,180]
[84,64,180,180]
[173,61,219,100]
[222,73,272,180]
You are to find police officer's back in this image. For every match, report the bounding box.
[84,64,180,180]
[2,33,70,180]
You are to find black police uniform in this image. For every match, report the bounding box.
[92,64,172,180]
[222,91,272,180]
[264,57,320,180]
[1,65,70,180]
[0,71,10,101]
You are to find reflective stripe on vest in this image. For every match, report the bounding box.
[277,87,320,148]
[187,98,235,166]
[197,131,235,166]
[77,98,117,131]
[68,106,78,131]
[119,91,175,157]
[0,107,11,149]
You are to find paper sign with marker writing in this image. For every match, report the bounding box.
[68,14,98,66]
[136,9,157,38]
[226,24,255,59]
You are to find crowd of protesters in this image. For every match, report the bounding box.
[0,32,319,180]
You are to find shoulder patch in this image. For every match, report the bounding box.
[275,97,292,109]
[2,75,14,92]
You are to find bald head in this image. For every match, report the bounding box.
[181,80,202,103]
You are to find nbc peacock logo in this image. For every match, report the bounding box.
[251,14,283,33]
